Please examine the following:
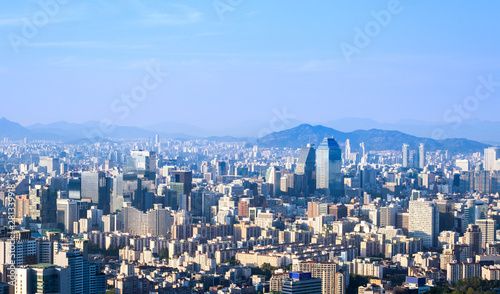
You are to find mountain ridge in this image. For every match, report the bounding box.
[0,118,493,152]
[256,124,490,153]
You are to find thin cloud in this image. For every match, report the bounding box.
[0,17,22,27]
[39,56,112,67]
[298,59,340,72]
[136,3,203,26]
[27,41,149,49]
[195,32,222,37]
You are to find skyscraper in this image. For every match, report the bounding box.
[419,143,426,169]
[464,224,482,257]
[344,139,351,162]
[54,249,106,294]
[81,171,110,214]
[402,144,410,168]
[359,142,365,159]
[57,199,79,234]
[29,185,57,229]
[15,264,71,294]
[296,143,316,195]
[126,150,157,180]
[170,170,193,196]
[434,198,455,232]
[476,218,496,248]
[409,199,439,248]
[316,138,343,198]
[484,147,500,171]
[68,177,81,200]
[266,166,281,197]
[39,156,60,174]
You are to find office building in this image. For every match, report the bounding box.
[29,185,57,229]
[402,144,410,168]
[316,138,343,198]
[81,171,110,214]
[54,250,106,294]
[418,143,425,169]
[282,272,322,294]
[484,147,500,171]
[476,218,496,248]
[126,150,157,180]
[409,199,439,248]
[15,264,71,294]
[170,170,193,197]
[296,144,316,195]
[464,224,482,257]
[68,178,81,200]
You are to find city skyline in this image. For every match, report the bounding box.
[2,1,500,293]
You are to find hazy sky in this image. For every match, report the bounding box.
[1,0,499,130]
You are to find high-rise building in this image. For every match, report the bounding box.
[484,147,500,171]
[15,264,71,294]
[359,142,366,159]
[464,224,482,257]
[29,185,57,229]
[344,140,351,162]
[126,150,157,180]
[54,249,106,294]
[120,203,174,236]
[295,261,347,294]
[316,138,343,198]
[0,230,36,267]
[447,262,481,283]
[476,218,496,248]
[282,272,322,294]
[81,171,110,214]
[296,143,316,196]
[380,204,401,227]
[57,199,79,234]
[456,160,470,171]
[68,178,81,200]
[409,199,439,248]
[39,156,60,174]
[266,166,281,197]
[402,144,410,168]
[170,170,193,197]
[433,198,455,232]
[217,161,228,176]
[190,189,204,217]
[418,143,426,169]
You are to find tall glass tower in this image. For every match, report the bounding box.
[296,143,316,195]
[316,138,343,197]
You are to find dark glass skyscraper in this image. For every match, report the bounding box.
[81,171,110,214]
[296,143,315,196]
[316,138,343,198]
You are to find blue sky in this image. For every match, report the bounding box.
[0,0,499,133]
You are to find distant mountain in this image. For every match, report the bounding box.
[324,117,500,145]
[257,124,490,153]
[27,121,88,140]
[1,118,493,152]
[26,120,194,141]
[0,118,62,140]
[0,117,34,139]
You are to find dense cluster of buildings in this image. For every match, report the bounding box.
[0,136,500,293]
